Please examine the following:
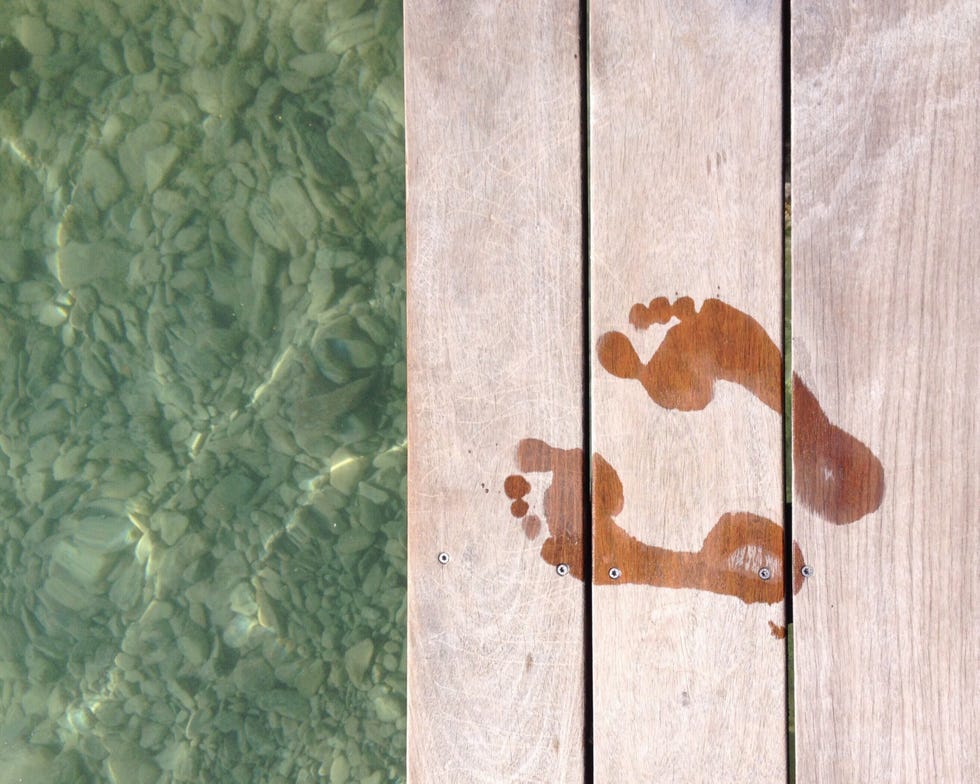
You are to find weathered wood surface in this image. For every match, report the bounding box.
[792,2,980,781]
[404,2,585,782]
[588,2,787,780]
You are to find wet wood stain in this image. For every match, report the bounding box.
[506,438,585,578]
[597,296,884,524]
[792,376,885,524]
[506,441,804,604]
[599,296,783,412]
[591,453,803,604]
[504,475,531,517]
[768,621,787,639]
[504,296,883,612]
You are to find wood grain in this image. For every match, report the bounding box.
[791,2,980,781]
[404,2,585,781]
[588,2,786,780]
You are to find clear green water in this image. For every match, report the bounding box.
[0,1,406,781]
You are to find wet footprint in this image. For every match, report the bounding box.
[505,439,805,605]
[591,453,804,604]
[793,377,884,524]
[505,438,586,579]
[597,296,783,412]
[596,296,884,524]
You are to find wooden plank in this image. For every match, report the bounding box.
[792,2,979,781]
[588,2,787,780]
[404,3,585,781]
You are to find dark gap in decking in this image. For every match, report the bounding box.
[579,1,594,782]
[781,1,795,782]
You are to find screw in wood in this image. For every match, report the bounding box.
[556,563,569,576]
[608,567,622,580]
[437,552,450,564]
[758,567,772,580]
[801,565,814,578]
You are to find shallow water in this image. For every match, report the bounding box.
[0,1,406,781]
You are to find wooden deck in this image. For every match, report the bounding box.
[406,2,978,781]
[404,3,585,781]
[791,2,979,780]
[588,2,786,780]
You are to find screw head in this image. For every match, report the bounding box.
[758,567,772,581]
[608,567,622,580]
[556,563,569,577]
[801,565,814,578]
[437,552,450,565]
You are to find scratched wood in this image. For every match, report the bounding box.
[588,2,787,780]
[791,2,979,781]
[404,2,585,782]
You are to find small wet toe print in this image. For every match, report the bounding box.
[503,474,531,518]
[504,438,585,578]
[504,473,541,539]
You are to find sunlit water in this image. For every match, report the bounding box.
[0,1,406,781]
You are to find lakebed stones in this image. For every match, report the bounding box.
[55,241,129,289]
[1,0,406,780]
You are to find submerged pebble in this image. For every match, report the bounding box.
[14,16,55,57]
[344,638,374,687]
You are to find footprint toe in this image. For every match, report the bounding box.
[596,331,642,380]
[629,297,673,328]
